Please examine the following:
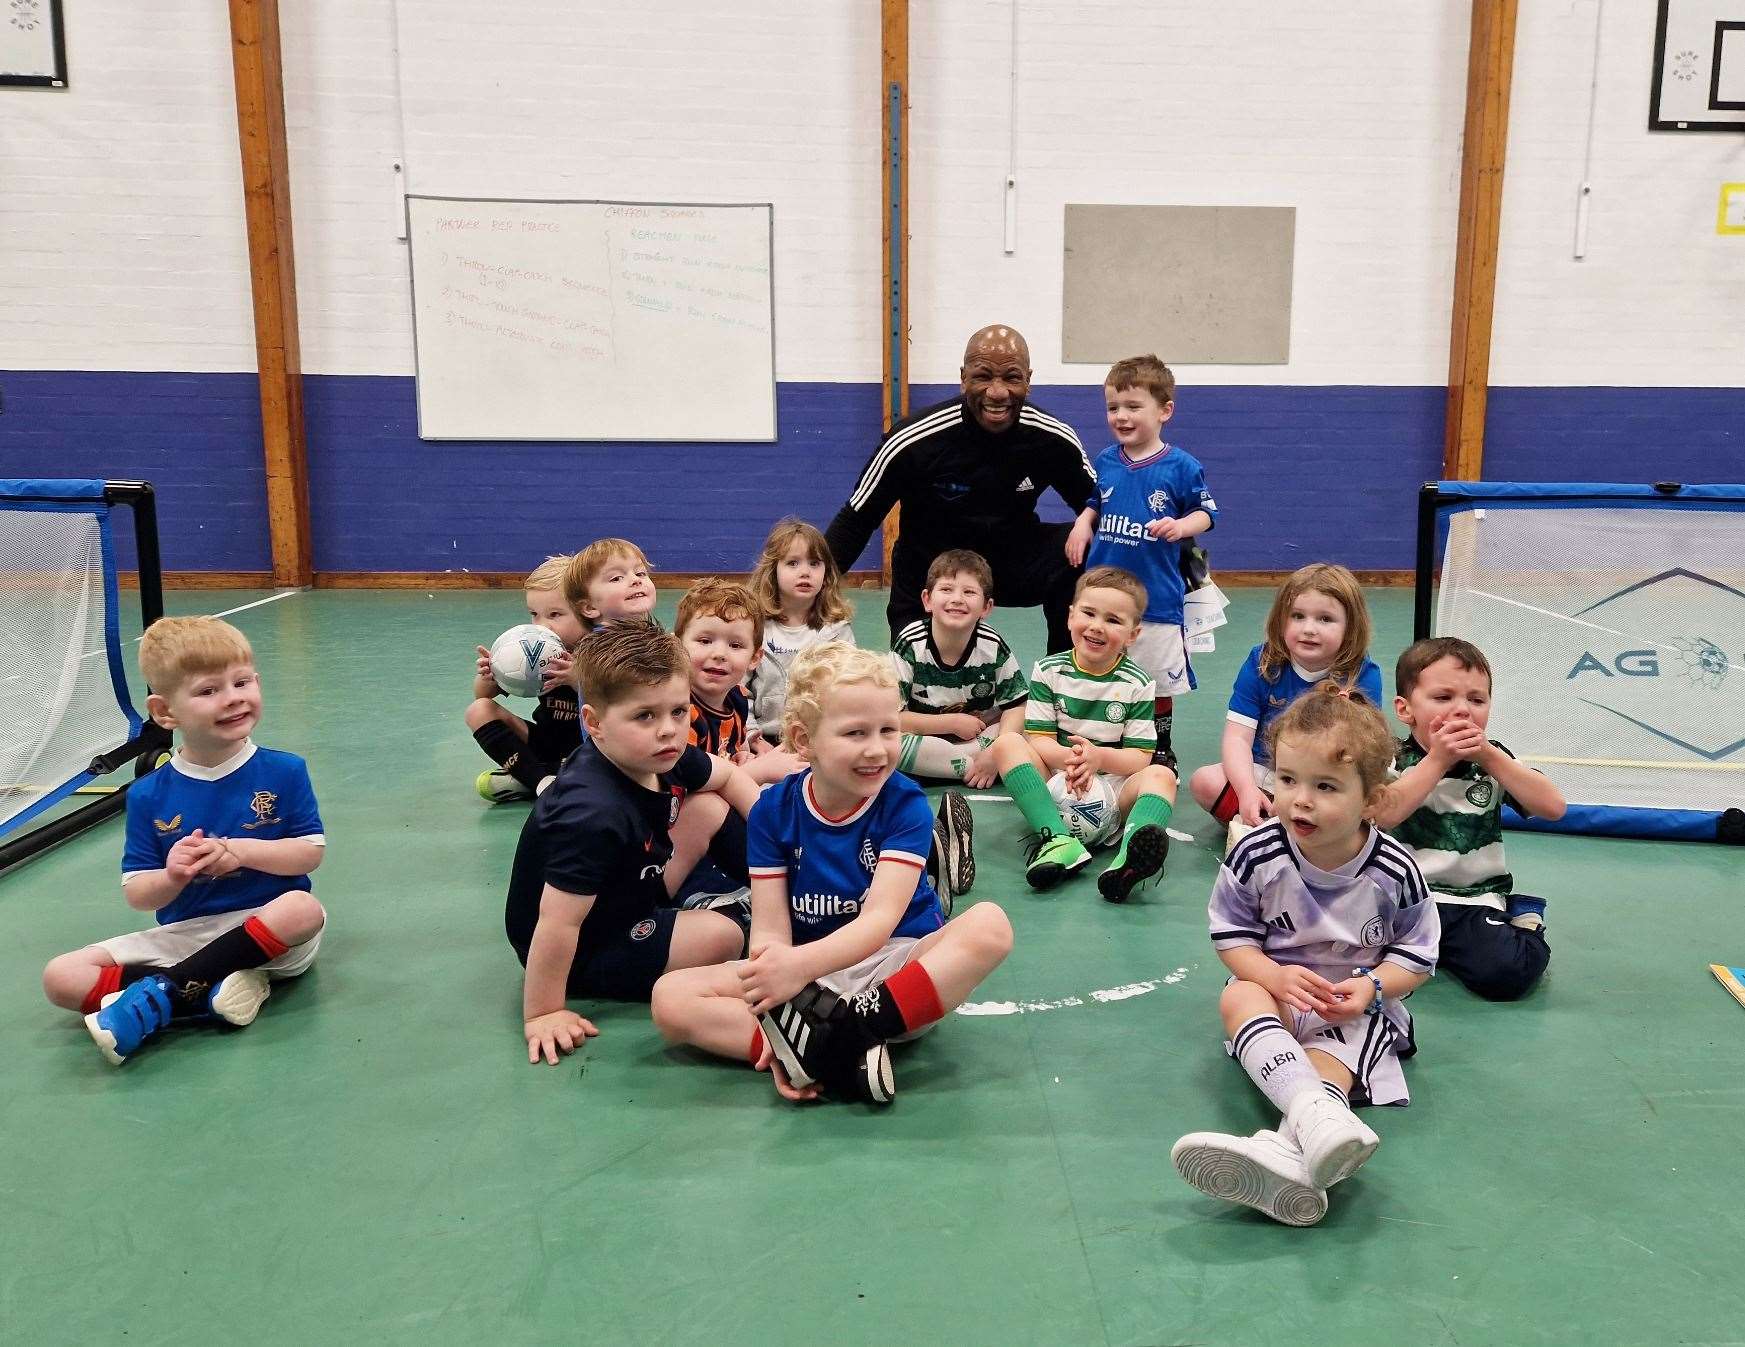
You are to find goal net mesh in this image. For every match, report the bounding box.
[0,500,141,837]
[1436,504,1745,818]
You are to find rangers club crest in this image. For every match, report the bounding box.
[241,791,279,830]
[1146,488,1170,515]
[859,838,878,873]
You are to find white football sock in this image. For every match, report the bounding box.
[1231,1014,1322,1118]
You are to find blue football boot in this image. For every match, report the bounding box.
[84,974,175,1066]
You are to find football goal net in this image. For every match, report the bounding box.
[0,480,170,870]
[1415,481,1745,842]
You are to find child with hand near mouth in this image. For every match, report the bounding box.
[1374,636,1564,1001]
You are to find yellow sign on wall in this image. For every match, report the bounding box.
[1720,183,1745,235]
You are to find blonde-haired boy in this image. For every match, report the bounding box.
[42,617,328,1066]
[467,555,586,801]
[652,641,1013,1104]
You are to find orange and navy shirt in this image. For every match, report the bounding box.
[689,686,754,760]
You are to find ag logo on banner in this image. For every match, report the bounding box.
[1561,568,1745,762]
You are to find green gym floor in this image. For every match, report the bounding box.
[3,586,1741,1346]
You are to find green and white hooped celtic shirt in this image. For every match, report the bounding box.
[1390,735,1522,909]
[1022,651,1157,753]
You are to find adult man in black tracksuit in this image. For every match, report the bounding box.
[823,324,1097,653]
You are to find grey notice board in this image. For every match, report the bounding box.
[1061,204,1295,365]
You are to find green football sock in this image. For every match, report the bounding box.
[1004,760,1069,836]
[1107,792,1173,869]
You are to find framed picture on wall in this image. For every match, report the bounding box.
[0,0,67,89]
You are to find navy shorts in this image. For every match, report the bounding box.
[563,907,679,1002]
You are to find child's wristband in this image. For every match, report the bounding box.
[1352,965,1384,1014]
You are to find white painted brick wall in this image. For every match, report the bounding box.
[1492,0,1745,387]
[290,0,882,381]
[908,1,1471,385]
[0,0,254,370]
[0,1,1736,390]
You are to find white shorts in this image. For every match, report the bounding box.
[1127,622,1194,697]
[1224,999,1415,1107]
[97,904,323,979]
[815,936,937,1041]
[1093,771,1131,799]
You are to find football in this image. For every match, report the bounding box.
[1046,771,1121,848]
[489,624,567,699]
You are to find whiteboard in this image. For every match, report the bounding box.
[406,196,776,441]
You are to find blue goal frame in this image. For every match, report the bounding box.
[1414,480,1745,844]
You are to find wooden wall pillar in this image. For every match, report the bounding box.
[228,0,312,586]
[1444,0,1519,482]
[880,0,909,580]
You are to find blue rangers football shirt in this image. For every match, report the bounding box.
[122,742,325,924]
[1085,442,1217,625]
[1227,645,1385,765]
[746,770,945,944]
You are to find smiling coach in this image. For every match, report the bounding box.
[822,324,1097,653]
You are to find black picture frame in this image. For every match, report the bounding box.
[1647,0,1745,130]
[1712,21,1745,109]
[0,0,68,90]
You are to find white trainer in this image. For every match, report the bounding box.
[1171,1129,1328,1227]
[1286,1091,1380,1189]
[208,968,272,1026]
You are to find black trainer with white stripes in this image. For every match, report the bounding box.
[760,983,895,1105]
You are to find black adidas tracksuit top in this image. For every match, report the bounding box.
[823,395,1099,576]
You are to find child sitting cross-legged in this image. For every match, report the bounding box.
[891,548,1029,789]
[1373,637,1564,1001]
[988,565,1179,901]
[508,621,760,1066]
[651,644,1012,1105]
[1189,563,1382,848]
[466,554,585,803]
[1170,684,1440,1227]
[42,617,327,1066]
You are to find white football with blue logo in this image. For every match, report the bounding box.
[489,623,566,698]
[1046,771,1121,848]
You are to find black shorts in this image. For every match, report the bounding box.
[523,713,582,767]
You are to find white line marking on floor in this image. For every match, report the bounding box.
[48,587,310,671]
[956,967,1192,1017]
[206,588,305,621]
